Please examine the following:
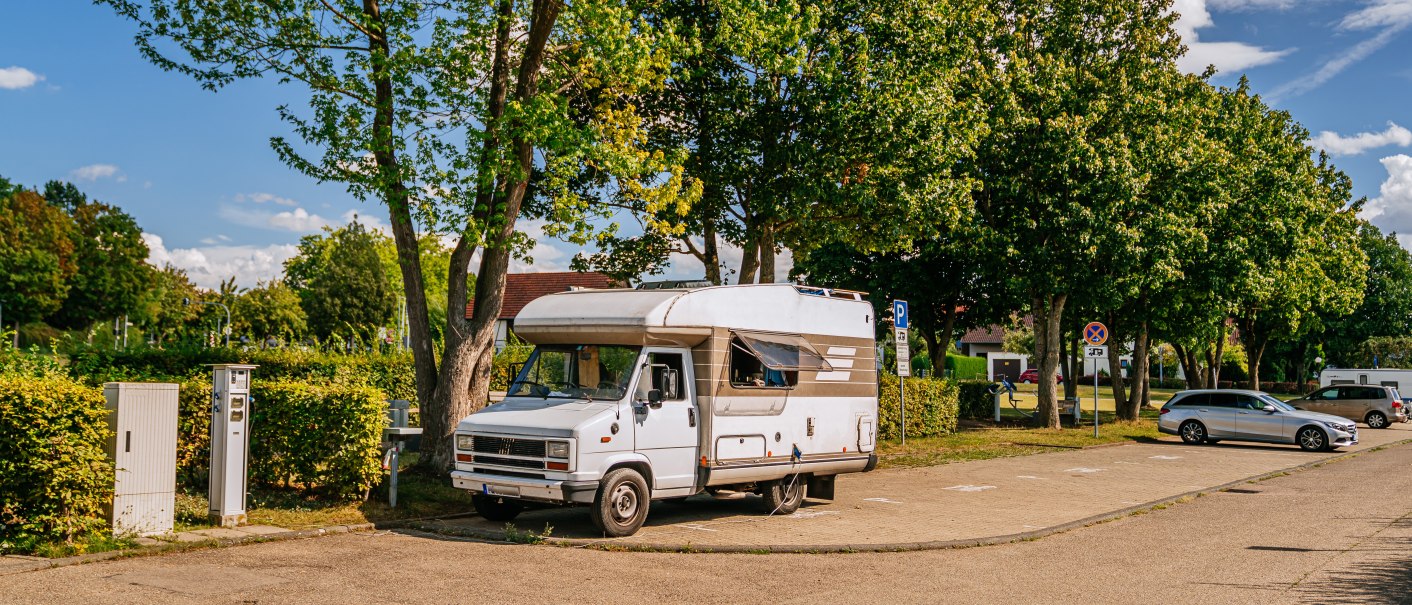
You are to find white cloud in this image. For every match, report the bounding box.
[70,163,122,182]
[0,66,42,90]
[1362,155,1412,240]
[144,233,298,289]
[1172,0,1294,74]
[235,192,298,206]
[341,209,390,234]
[1313,122,1412,156]
[218,204,330,233]
[1269,1,1412,100]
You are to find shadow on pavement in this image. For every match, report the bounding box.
[1291,534,1412,604]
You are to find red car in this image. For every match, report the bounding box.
[1018,368,1061,384]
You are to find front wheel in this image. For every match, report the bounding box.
[472,494,524,522]
[1297,426,1329,452]
[590,468,651,537]
[1366,411,1389,429]
[1179,421,1207,445]
[760,474,805,514]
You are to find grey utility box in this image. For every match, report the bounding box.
[103,382,179,537]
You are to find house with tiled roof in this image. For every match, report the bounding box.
[466,271,623,349]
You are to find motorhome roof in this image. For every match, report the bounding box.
[512,283,875,346]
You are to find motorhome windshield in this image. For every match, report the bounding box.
[508,345,641,401]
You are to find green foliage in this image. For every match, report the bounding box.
[131,264,202,346]
[0,191,76,325]
[286,221,397,342]
[1323,224,1412,366]
[956,379,994,420]
[0,374,114,552]
[877,374,959,440]
[176,377,213,489]
[944,355,987,381]
[249,380,387,498]
[1352,337,1412,369]
[233,280,307,344]
[43,186,153,331]
[491,345,535,391]
[66,346,416,402]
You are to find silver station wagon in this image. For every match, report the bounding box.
[1159,389,1358,452]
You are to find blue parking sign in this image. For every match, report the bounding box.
[893,300,909,330]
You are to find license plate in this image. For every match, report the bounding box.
[485,484,520,497]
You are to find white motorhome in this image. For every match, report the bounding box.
[1320,368,1412,391]
[451,283,879,536]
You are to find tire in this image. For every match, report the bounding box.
[472,494,524,522]
[590,468,651,537]
[1179,420,1207,445]
[1366,411,1389,429]
[760,474,805,514]
[1022,379,1033,384]
[1297,426,1328,452]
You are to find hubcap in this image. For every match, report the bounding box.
[1301,429,1324,449]
[1182,423,1203,441]
[1370,414,1386,428]
[610,483,638,523]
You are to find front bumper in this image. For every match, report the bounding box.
[451,470,598,504]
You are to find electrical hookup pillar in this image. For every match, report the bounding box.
[209,364,257,527]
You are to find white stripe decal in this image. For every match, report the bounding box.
[826,347,857,357]
[815,371,852,381]
[826,358,855,369]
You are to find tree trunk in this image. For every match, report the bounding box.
[1132,323,1151,411]
[1032,293,1067,428]
[919,329,941,379]
[1211,327,1227,387]
[1063,319,1078,401]
[1174,343,1199,390]
[757,224,776,283]
[737,234,760,284]
[363,0,437,410]
[701,225,722,285]
[1246,339,1266,391]
[1106,316,1129,420]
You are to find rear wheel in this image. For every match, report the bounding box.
[1366,411,1389,429]
[590,468,651,537]
[760,474,805,514]
[472,494,524,522]
[1297,426,1329,452]
[1179,421,1207,445]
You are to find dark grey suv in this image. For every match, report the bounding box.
[1285,385,1407,429]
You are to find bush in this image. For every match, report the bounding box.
[249,380,387,498]
[956,379,994,420]
[176,377,213,489]
[877,374,959,440]
[67,346,416,401]
[944,354,987,381]
[0,374,114,553]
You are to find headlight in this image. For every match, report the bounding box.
[455,434,475,451]
[547,440,570,459]
[1320,421,1350,432]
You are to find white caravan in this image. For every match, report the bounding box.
[1320,368,1412,391]
[451,283,880,536]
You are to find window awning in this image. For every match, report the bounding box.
[733,331,833,372]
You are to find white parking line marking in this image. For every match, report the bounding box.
[1016,475,1043,480]
[1149,455,1182,460]
[944,485,998,492]
[863,497,904,504]
[1064,467,1106,473]
[681,524,719,532]
[788,510,840,519]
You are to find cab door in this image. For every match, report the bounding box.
[631,349,699,491]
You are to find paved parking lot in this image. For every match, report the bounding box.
[419,424,1412,550]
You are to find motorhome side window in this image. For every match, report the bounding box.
[639,353,686,400]
[731,336,797,388]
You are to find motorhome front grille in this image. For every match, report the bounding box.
[470,436,546,458]
[474,468,545,480]
[472,455,545,470]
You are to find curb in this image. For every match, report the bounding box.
[412,436,1412,554]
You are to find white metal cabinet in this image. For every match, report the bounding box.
[103,382,179,537]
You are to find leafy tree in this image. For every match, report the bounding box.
[234,280,307,345]
[104,0,697,470]
[1322,223,1412,367]
[42,183,154,330]
[970,0,1186,427]
[579,0,991,284]
[285,221,395,342]
[0,191,77,325]
[132,264,201,346]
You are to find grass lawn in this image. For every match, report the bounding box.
[877,408,1167,469]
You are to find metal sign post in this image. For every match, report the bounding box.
[1083,322,1109,439]
[894,300,910,445]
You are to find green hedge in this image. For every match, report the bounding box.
[877,374,959,440]
[957,379,994,419]
[67,347,416,402]
[249,381,387,498]
[176,377,213,489]
[0,373,114,552]
[945,354,987,381]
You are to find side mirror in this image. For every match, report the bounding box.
[1263,405,1276,413]
[647,389,663,407]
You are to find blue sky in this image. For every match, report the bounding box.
[1,1,1410,288]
